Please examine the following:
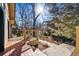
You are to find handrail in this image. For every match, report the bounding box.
[75,26,79,56]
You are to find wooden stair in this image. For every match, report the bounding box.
[21,43,46,56]
[21,48,46,56]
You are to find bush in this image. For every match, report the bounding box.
[43,31,49,36]
[16,32,21,36]
[47,29,51,36]
[13,30,22,36]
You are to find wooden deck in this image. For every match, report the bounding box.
[21,48,46,56]
[0,37,75,56]
[0,37,46,56]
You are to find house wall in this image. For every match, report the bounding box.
[0,3,15,48]
[2,3,9,46]
[0,4,4,51]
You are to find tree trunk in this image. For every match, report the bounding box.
[32,4,36,37]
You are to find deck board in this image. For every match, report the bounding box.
[21,48,46,56]
[35,49,46,56]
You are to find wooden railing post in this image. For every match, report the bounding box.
[75,26,79,56]
[8,3,15,38]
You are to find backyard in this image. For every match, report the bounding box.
[1,3,79,56]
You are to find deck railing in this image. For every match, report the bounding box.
[75,26,79,56]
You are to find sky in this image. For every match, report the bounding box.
[15,3,33,26]
[15,3,54,27]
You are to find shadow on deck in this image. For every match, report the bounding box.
[0,38,27,56]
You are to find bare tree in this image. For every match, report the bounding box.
[32,3,46,37]
[16,3,46,38]
[16,4,31,40]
